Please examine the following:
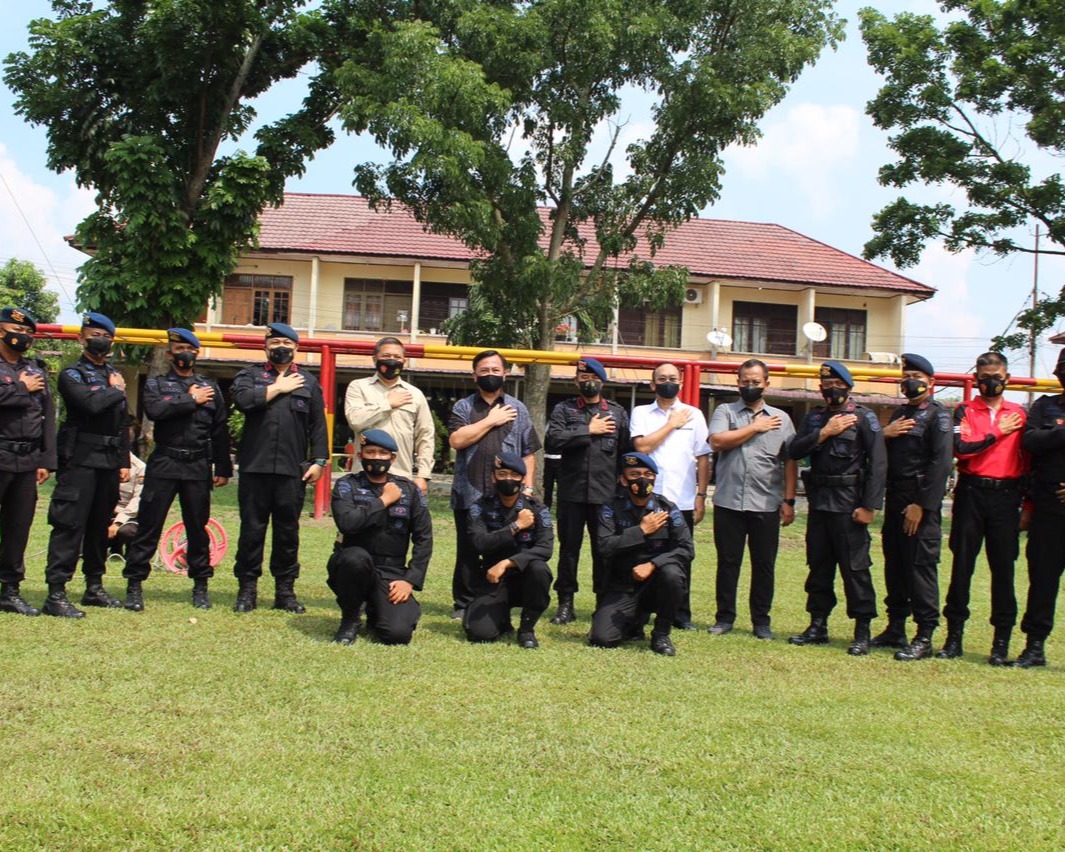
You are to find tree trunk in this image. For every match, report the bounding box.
[522,303,557,494]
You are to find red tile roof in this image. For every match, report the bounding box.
[256,193,934,298]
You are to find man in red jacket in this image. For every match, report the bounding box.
[940,352,1029,665]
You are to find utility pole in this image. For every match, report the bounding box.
[1031,224,1040,380]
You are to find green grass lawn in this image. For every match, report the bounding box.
[2,482,1063,849]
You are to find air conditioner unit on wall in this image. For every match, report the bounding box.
[684,287,703,305]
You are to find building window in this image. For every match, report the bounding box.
[417,282,467,334]
[618,306,682,348]
[221,274,293,326]
[814,307,867,360]
[344,279,413,333]
[732,301,797,356]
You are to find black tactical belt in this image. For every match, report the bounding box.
[959,474,1021,491]
[807,473,862,487]
[77,434,120,448]
[0,439,39,455]
[888,475,926,487]
[156,445,208,462]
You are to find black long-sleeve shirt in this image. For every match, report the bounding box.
[1022,393,1065,515]
[545,396,631,504]
[885,399,953,510]
[143,369,232,480]
[468,493,554,572]
[597,489,693,593]
[0,355,56,472]
[56,356,130,470]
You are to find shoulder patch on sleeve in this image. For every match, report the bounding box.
[64,368,83,382]
[538,507,552,528]
[937,411,952,432]
[336,480,352,497]
[863,409,881,432]
[416,489,428,508]
[599,504,614,522]
[469,502,483,520]
[670,509,685,527]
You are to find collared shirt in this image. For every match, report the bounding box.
[629,400,711,510]
[953,396,1029,480]
[545,395,631,504]
[113,453,147,525]
[344,374,435,480]
[709,401,796,512]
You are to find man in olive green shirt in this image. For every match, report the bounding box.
[343,337,435,492]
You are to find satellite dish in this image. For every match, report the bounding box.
[802,321,827,342]
[706,329,732,348]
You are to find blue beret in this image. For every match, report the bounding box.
[266,322,299,343]
[360,429,398,453]
[82,312,116,336]
[576,357,607,383]
[620,452,658,475]
[167,327,201,348]
[494,452,527,476]
[1,307,36,332]
[901,353,934,377]
[819,360,853,388]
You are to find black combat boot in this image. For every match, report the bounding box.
[1012,637,1047,669]
[273,579,306,614]
[936,621,964,659]
[82,577,122,608]
[42,585,85,619]
[517,613,539,649]
[988,626,1011,667]
[650,632,676,656]
[847,619,871,656]
[233,580,257,613]
[788,617,829,646]
[894,625,935,661]
[870,618,909,649]
[0,582,40,616]
[333,612,359,645]
[123,580,144,612]
[192,579,211,610]
[549,594,576,625]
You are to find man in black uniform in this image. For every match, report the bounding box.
[788,361,886,656]
[0,307,56,617]
[465,452,554,649]
[591,453,694,656]
[43,312,130,617]
[875,354,953,661]
[231,323,328,613]
[327,429,432,645]
[1014,348,1065,668]
[121,329,232,611]
[545,356,630,625]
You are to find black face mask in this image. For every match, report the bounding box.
[495,479,522,497]
[268,346,295,366]
[173,351,196,371]
[822,387,848,407]
[900,377,928,399]
[978,376,1006,398]
[376,359,402,380]
[656,381,680,400]
[476,374,504,393]
[628,477,655,499]
[3,331,32,353]
[739,385,764,404]
[362,458,391,477]
[85,337,112,358]
[578,380,601,398]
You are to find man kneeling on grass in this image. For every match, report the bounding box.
[590,453,694,656]
[465,453,554,648]
[327,429,432,645]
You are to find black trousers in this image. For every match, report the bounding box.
[233,473,305,582]
[451,507,479,609]
[589,563,685,647]
[804,510,877,621]
[1020,509,1065,640]
[542,457,560,509]
[944,481,1020,628]
[713,506,779,627]
[123,476,213,581]
[109,522,138,556]
[326,546,421,645]
[0,470,38,585]
[464,558,552,641]
[554,499,603,596]
[880,490,942,628]
[45,464,120,586]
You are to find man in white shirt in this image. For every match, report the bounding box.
[630,362,712,629]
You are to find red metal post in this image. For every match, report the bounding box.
[314,345,336,519]
[962,377,973,402]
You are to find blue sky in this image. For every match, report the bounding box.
[1,0,1062,376]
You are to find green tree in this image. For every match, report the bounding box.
[0,258,61,323]
[860,1,1065,353]
[3,0,352,335]
[341,0,843,430]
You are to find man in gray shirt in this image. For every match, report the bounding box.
[708,359,798,639]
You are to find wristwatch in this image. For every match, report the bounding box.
[783,498,796,506]
[521,485,534,496]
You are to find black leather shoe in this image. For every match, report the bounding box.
[192,580,211,610]
[988,628,1011,666]
[673,620,697,631]
[123,581,144,612]
[43,589,85,619]
[936,622,964,658]
[894,636,934,661]
[0,584,40,616]
[789,618,828,646]
[1012,639,1047,669]
[870,619,909,649]
[847,620,871,656]
[624,624,646,642]
[81,582,122,608]
[650,633,676,656]
[234,581,257,613]
[333,617,359,645]
[708,622,733,635]
[753,624,774,640]
[273,582,306,614]
[549,597,576,625]
[517,629,539,649]
[449,607,466,620]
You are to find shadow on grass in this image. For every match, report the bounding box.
[288,613,339,643]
